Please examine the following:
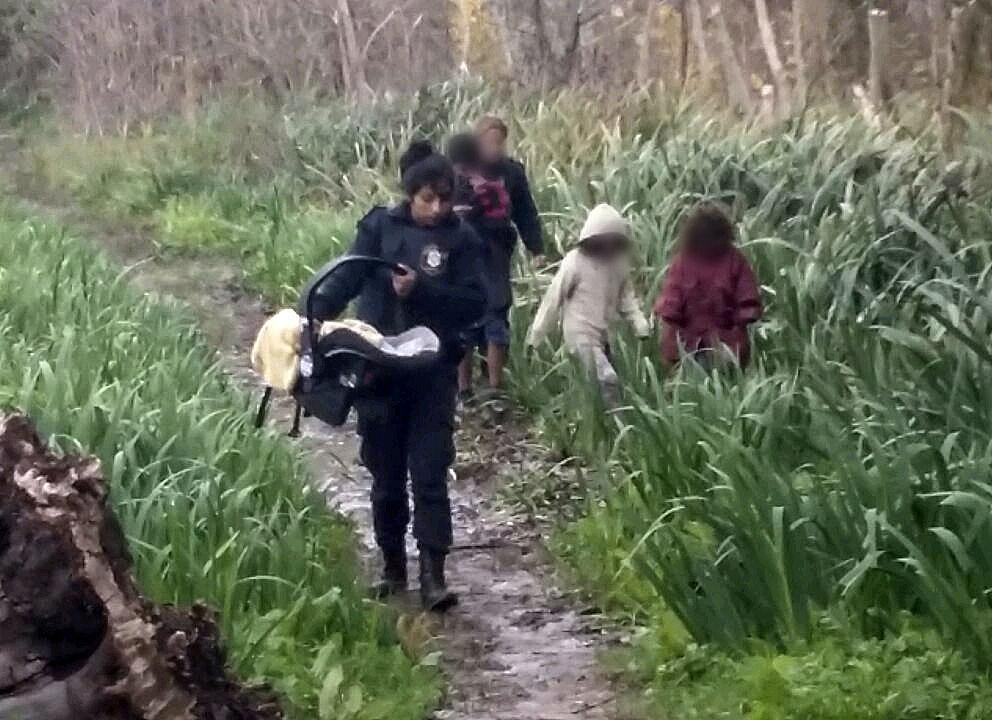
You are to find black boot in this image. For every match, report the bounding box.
[371,546,407,599]
[419,549,458,612]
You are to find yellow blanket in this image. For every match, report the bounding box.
[250,310,382,391]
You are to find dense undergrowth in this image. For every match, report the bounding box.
[0,209,440,719]
[13,83,992,717]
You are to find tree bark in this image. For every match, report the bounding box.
[182,2,198,122]
[759,83,776,123]
[0,413,281,720]
[929,0,950,88]
[793,0,832,100]
[336,0,369,99]
[636,0,655,86]
[688,0,713,80]
[706,0,754,113]
[946,1,983,106]
[559,3,586,86]
[929,0,951,146]
[526,0,589,89]
[852,82,882,129]
[791,0,807,108]
[754,0,790,115]
[940,0,985,145]
[868,8,891,108]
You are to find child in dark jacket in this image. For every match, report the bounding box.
[447,125,543,399]
[654,202,762,369]
[448,117,544,399]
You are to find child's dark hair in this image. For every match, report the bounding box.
[399,140,455,197]
[680,201,735,249]
[446,132,482,167]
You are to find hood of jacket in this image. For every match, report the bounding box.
[578,203,630,244]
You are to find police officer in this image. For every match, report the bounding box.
[308,140,486,611]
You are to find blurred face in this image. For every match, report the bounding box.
[686,227,731,258]
[478,128,507,164]
[582,234,630,260]
[682,210,734,258]
[409,183,453,227]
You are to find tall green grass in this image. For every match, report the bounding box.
[511,108,992,663]
[16,84,992,714]
[0,210,439,719]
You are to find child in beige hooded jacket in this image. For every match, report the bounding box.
[526,203,650,400]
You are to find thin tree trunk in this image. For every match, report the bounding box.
[636,0,655,86]
[929,0,951,146]
[754,0,790,115]
[868,8,891,108]
[809,0,832,93]
[759,83,775,123]
[679,0,690,88]
[941,1,983,145]
[337,23,353,96]
[455,0,472,68]
[929,0,950,88]
[852,82,882,129]
[792,0,808,109]
[531,0,552,88]
[559,5,585,86]
[487,0,518,78]
[947,1,983,106]
[706,0,754,113]
[688,0,713,79]
[182,3,197,122]
[337,0,368,98]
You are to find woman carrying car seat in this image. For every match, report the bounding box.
[306,140,486,612]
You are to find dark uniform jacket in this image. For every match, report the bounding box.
[309,204,487,361]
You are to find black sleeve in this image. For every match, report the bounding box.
[507,160,544,256]
[306,209,383,321]
[408,229,487,331]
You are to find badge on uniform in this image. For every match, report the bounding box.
[420,243,448,277]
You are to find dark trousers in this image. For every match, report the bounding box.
[358,366,457,554]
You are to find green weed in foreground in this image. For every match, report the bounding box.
[616,622,992,719]
[0,211,440,719]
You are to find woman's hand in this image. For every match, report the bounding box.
[392,265,417,298]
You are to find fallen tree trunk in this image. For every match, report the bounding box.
[0,413,281,720]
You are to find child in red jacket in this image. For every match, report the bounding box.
[654,202,762,369]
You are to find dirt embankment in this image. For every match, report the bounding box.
[0,412,280,720]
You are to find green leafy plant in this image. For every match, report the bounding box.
[0,210,440,719]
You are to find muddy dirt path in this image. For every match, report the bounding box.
[3,137,621,719]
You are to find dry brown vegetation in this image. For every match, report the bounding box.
[3,1,991,129]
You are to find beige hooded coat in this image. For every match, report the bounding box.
[527,203,649,349]
[526,204,649,391]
